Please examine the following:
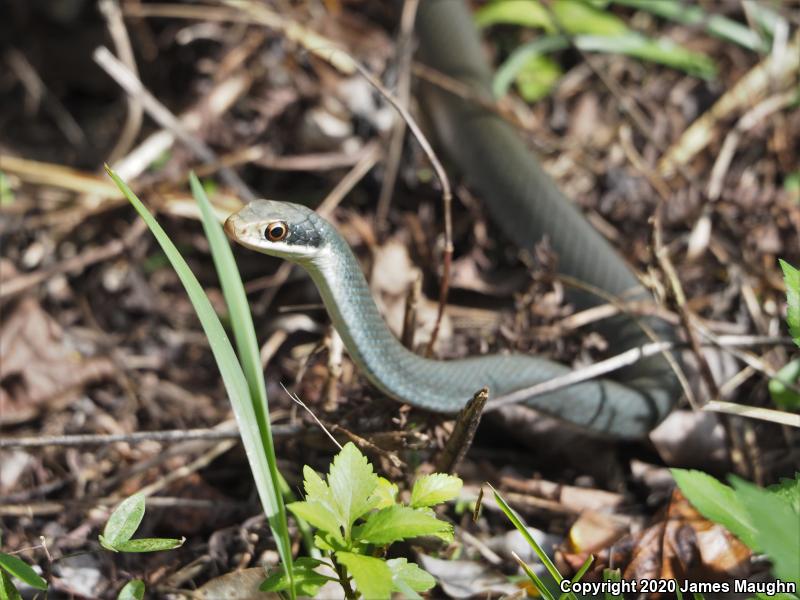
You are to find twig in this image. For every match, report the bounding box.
[435,388,488,473]
[703,401,800,429]
[98,0,143,164]
[0,218,148,300]
[316,141,383,218]
[93,46,255,201]
[282,383,342,451]
[5,49,85,146]
[0,424,299,449]
[401,273,422,349]
[327,50,454,356]
[375,0,421,229]
[486,341,674,411]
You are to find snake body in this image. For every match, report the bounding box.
[225,1,681,439]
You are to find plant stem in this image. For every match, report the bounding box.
[333,559,358,600]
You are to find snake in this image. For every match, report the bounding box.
[224,0,681,439]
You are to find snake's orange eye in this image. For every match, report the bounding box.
[265,221,288,242]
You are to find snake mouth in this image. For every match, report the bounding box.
[223,214,238,238]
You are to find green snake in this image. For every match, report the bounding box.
[224,0,680,439]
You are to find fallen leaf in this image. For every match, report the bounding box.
[0,297,114,424]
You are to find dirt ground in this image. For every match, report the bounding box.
[1,1,799,598]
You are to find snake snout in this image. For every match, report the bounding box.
[223,214,238,238]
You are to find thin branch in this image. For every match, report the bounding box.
[93,46,255,201]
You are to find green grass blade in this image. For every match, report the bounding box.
[611,0,766,52]
[559,554,594,600]
[106,167,293,597]
[489,485,575,600]
[188,174,294,583]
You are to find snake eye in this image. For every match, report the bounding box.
[265,221,288,242]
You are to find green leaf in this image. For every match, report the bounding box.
[109,168,294,597]
[574,33,716,79]
[410,473,463,508]
[671,469,758,549]
[117,579,145,600]
[386,558,435,599]
[327,443,379,537]
[780,259,800,346]
[354,506,451,545]
[260,558,330,596]
[474,0,556,31]
[374,477,398,509]
[112,537,185,553]
[769,358,800,410]
[0,554,47,591]
[768,474,800,515]
[335,552,392,600]
[288,501,344,542]
[552,0,627,35]
[101,493,146,549]
[493,36,569,98]
[730,476,800,584]
[610,0,766,52]
[0,571,22,600]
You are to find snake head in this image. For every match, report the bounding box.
[224,200,329,262]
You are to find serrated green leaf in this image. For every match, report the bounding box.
[260,558,330,596]
[303,466,333,502]
[327,443,379,537]
[474,0,555,31]
[730,476,800,583]
[386,558,435,598]
[0,571,22,600]
[354,506,451,545]
[112,537,185,553]
[336,552,392,600]
[288,501,344,542]
[780,260,800,347]
[768,474,800,515]
[0,554,47,591]
[410,473,463,508]
[672,469,758,549]
[117,579,145,600]
[102,493,146,548]
[769,359,800,410]
[374,477,398,509]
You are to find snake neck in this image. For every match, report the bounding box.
[304,234,427,400]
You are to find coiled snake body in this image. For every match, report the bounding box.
[225,0,680,439]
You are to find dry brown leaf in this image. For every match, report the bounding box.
[0,297,114,424]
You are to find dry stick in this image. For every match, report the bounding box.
[93,46,255,202]
[0,424,300,449]
[703,401,800,429]
[5,49,85,146]
[401,273,422,349]
[435,387,488,474]
[281,383,342,451]
[375,0,421,229]
[98,0,143,165]
[331,51,455,357]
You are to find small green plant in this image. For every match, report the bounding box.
[99,493,185,553]
[98,493,183,599]
[0,544,47,600]
[261,442,462,599]
[673,469,800,594]
[769,260,800,410]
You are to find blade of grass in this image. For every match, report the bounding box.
[511,551,555,600]
[188,173,294,592]
[612,0,767,53]
[106,167,294,598]
[559,554,594,600]
[489,485,576,600]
